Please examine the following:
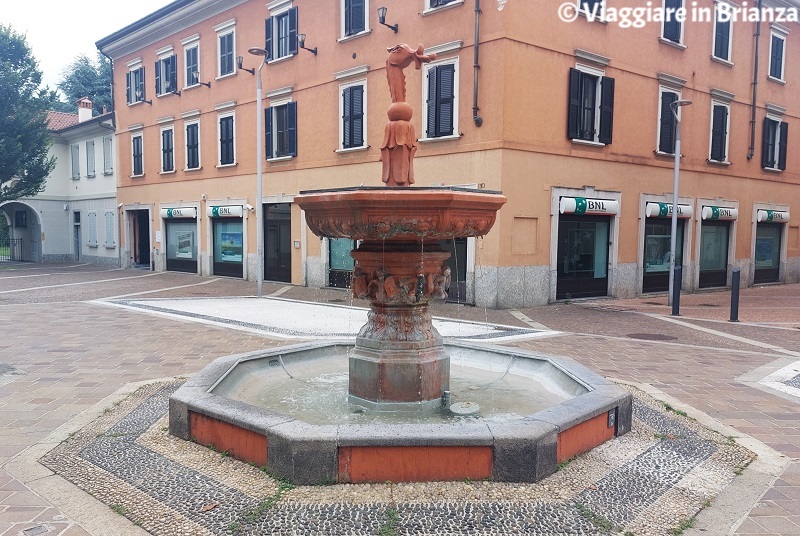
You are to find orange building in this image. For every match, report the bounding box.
[97,0,800,307]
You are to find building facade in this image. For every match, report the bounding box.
[0,99,119,265]
[97,0,800,307]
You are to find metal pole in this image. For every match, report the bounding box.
[256,61,265,298]
[730,267,740,322]
[671,265,681,316]
[668,111,681,310]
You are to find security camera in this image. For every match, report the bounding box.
[245,204,254,212]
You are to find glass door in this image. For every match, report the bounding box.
[556,215,610,299]
[642,219,684,293]
[699,221,729,288]
[329,238,355,288]
[754,222,781,283]
[213,219,243,278]
[264,204,292,283]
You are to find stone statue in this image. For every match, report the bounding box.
[380,44,437,187]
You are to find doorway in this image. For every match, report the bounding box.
[754,222,781,284]
[556,215,610,299]
[130,210,151,267]
[264,203,292,283]
[73,211,81,262]
[699,220,730,288]
[438,238,468,303]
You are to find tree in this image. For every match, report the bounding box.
[57,52,112,114]
[0,25,55,203]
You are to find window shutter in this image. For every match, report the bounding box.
[71,144,80,178]
[105,211,116,247]
[714,20,730,59]
[761,117,772,168]
[352,85,364,147]
[288,7,298,55]
[659,92,677,153]
[771,35,782,77]
[664,0,682,42]
[88,212,97,247]
[567,68,582,140]
[103,136,113,173]
[126,71,132,103]
[344,0,352,35]
[138,68,146,102]
[598,76,615,145]
[437,64,455,137]
[155,60,161,94]
[169,55,177,92]
[342,88,351,148]
[426,68,437,138]
[710,105,727,161]
[265,107,274,159]
[351,0,365,35]
[265,17,273,59]
[86,140,95,177]
[778,121,788,171]
[287,101,298,156]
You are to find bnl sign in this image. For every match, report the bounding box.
[559,197,620,215]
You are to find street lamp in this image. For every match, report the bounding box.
[248,46,269,298]
[668,99,692,315]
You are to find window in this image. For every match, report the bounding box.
[86,140,96,177]
[104,210,116,247]
[769,31,786,81]
[14,210,27,228]
[657,88,679,154]
[567,66,615,144]
[709,102,730,163]
[161,126,175,172]
[580,0,604,15]
[762,117,788,170]
[103,135,113,174]
[184,42,199,87]
[265,6,297,61]
[156,54,178,95]
[428,0,458,8]
[126,66,145,105]
[340,82,365,149]
[266,101,298,158]
[218,27,235,77]
[712,5,732,62]
[218,113,235,166]
[87,211,98,247]
[131,133,144,176]
[70,144,80,179]
[343,0,367,37]
[662,0,683,44]
[423,60,458,139]
[186,121,201,170]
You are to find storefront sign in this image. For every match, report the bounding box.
[559,197,619,215]
[701,206,737,221]
[645,202,693,219]
[207,205,243,218]
[160,207,197,219]
[757,209,790,223]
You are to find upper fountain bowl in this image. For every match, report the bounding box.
[295,186,507,241]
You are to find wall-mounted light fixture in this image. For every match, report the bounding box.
[297,34,318,55]
[236,55,255,75]
[192,71,211,87]
[134,90,152,105]
[377,7,398,33]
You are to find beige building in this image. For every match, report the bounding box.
[97,0,800,307]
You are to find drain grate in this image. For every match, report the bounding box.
[699,303,720,307]
[328,298,346,303]
[626,333,678,341]
[0,363,15,375]
[23,526,51,536]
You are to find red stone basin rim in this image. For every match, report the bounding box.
[295,187,507,241]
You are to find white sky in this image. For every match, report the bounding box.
[1,0,173,95]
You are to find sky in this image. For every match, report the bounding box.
[2,0,173,96]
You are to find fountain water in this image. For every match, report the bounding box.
[169,44,632,485]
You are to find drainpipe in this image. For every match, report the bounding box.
[473,0,483,126]
[747,0,762,160]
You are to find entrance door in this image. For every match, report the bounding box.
[329,238,355,288]
[165,219,198,273]
[754,222,781,283]
[212,218,244,278]
[438,238,468,303]
[73,211,81,262]
[642,219,684,293]
[131,210,151,267]
[264,204,292,283]
[699,221,729,288]
[556,215,610,300]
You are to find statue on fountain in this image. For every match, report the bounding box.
[380,44,437,187]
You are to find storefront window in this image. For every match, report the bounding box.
[166,220,198,273]
[755,224,780,270]
[700,224,728,271]
[556,216,610,299]
[644,220,683,274]
[214,220,243,264]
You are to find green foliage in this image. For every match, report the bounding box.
[57,52,112,114]
[377,508,400,536]
[0,24,55,202]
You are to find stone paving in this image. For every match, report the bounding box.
[1,262,800,534]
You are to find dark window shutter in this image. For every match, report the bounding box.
[437,64,455,137]
[567,68,582,140]
[288,7,298,55]
[664,0,682,42]
[771,35,784,78]
[344,0,351,35]
[714,19,730,59]
[710,105,728,161]
[138,68,145,102]
[778,121,788,171]
[155,61,161,94]
[266,107,274,159]
[761,117,772,168]
[342,88,351,148]
[426,68,437,138]
[659,91,677,153]
[169,55,177,92]
[287,101,297,156]
[126,71,132,103]
[352,85,364,146]
[598,76,614,145]
[265,17,273,59]
[348,0,365,35]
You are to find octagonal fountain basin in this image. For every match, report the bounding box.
[169,341,632,485]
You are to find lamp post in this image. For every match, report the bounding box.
[668,99,692,314]
[248,47,269,298]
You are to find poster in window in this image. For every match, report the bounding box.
[220,232,243,262]
[176,231,194,258]
[755,237,775,267]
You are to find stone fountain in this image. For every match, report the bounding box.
[169,44,632,485]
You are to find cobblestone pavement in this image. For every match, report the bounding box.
[1,262,800,534]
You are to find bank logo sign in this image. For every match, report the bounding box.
[559,197,620,215]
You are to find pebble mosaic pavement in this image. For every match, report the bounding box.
[40,380,755,535]
[785,373,800,390]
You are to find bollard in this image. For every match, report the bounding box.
[671,265,681,316]
[730,267,740,322]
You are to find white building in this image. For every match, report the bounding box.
[0,98,120,265]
